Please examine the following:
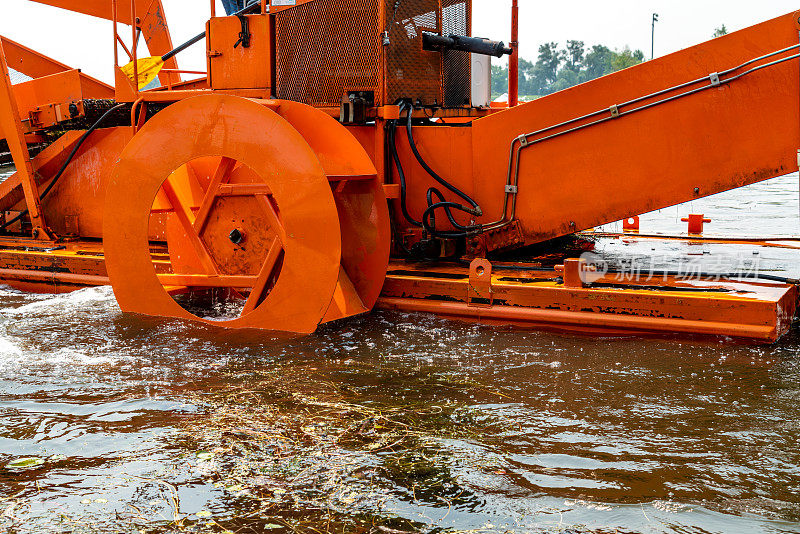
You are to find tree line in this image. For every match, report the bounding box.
[491,25,729,100]
[491,41,645,99]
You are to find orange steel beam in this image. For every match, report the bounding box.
[27,0,180,86]
[378,297,781,342]
[0,40,50,238]
[0,268,109,287]
[466,12,800,245]
[0,36,113,98]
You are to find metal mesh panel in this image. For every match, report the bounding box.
[442,0,471,107]
[275,0,472,109]
[275,0,381,107]
[385,0,442,105]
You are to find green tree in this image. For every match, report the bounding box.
[534,42,566,88]
[489,42,645,100]
[551,69,581,93]
[610,47,645,71]
[582,45,615,80]
[713,25,728,38]
[491,64,509,97]
[564,40,585,73]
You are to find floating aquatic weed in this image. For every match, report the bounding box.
[158,364,505,532]
[5,457,45,470]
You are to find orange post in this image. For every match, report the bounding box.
[508,0,519,106]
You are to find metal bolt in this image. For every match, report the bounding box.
[229,228,245,245]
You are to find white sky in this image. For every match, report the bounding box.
[0,0,798,83]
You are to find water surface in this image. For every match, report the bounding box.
[1,164,800,533]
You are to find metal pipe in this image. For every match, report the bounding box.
[651,13,659,60]
[130,0,138,92]
[112,0,119,67]
[509,0,519,107]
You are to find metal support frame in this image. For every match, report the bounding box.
[0,40,51,240]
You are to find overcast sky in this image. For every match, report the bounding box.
[0,0,798,83]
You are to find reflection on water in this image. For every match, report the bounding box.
[0,166,799,532]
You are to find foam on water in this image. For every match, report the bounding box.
[0,335,22,357]
[1,285,118,316]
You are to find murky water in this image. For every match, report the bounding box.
[2,163,800,533]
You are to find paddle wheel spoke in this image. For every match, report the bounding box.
[194,156,236,234]
[159,177,218,274]
[242,237,284,315]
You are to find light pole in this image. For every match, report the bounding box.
[651,13,659,60]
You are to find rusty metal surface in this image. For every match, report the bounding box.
[379,259,798,342]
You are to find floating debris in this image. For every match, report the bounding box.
[4,457,45,470]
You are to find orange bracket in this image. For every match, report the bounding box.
[623,215,640,232]
[682,214,712,234]
[555,258,591,288]
[468,258,493,306]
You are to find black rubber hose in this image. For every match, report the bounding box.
[480,261,797,284]
[388,114,422,228]
[422,187,478,237]
[1,103,127,231]
[607,269,798,284]
[404,105,482,216]
[401,105,483,239]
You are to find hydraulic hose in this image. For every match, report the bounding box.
[481,261,797,284]
[422,187,475,237]
[390,103,483,240]
[1,103,128,231]
[606,269,798,284]
[388,116,422,228]
[404,105,481,217]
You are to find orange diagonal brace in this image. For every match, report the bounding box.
[0,130,84,212]
[193,157,235,234]
[242,237,283,315]
[28,0,180,86]
[160,178,218,275]
[0,40,49,238]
